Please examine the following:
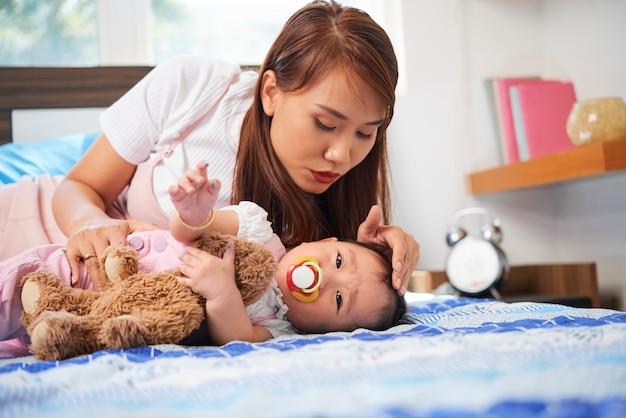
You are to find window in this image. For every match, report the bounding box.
[3,0,404,143]
[151,0,300,65]
[0,0,396,67]
[0,0,98,66]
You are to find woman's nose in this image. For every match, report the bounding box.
[324,136,351,164]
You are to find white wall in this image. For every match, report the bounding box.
[388,0,626,308]
[10,0,624,306]
[12,108,104,143]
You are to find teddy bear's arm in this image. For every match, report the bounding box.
[20,270,102,329]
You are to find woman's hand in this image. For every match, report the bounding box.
[52,134,156,291]
[66,219,157,291]
[357,205,420,295]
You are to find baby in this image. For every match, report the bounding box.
[0,163,405,356]
[170,162,406,345]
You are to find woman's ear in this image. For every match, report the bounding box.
[260,70,279,117]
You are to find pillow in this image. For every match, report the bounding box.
[0,133,97,185]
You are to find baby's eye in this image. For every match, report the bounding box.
[336,253,343,269]
[336,291,343,311]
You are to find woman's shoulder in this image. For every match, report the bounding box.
[155,55,245,80]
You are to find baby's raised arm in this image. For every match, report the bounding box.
[168,161,239,242]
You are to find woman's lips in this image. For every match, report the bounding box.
[311,170,340,184]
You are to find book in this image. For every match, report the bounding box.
[510,80,577,161]
[484,78,506,164]
[492,77,541,164]
[510,86,529,161]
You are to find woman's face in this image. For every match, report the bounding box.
[261,68,387,194]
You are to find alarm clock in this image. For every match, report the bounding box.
[444,207,509,299]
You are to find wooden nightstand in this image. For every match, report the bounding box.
[410,262,600,308]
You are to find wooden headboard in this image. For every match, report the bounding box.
[0,66,153,145]
[0,64,260,145]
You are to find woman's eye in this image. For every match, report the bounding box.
[336,253,343,269]
[315,119,335,132]
[336,291,343,310]
[356,131,374,140]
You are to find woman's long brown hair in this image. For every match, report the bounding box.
[233,0,398,248]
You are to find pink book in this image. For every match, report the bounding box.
[494,77,541,163]
[514,80,577,160]
[493,77,541,164]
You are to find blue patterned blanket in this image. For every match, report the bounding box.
[1,296,625,418]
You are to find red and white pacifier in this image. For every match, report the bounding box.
[286,256,323,303]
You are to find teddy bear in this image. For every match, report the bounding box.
[19,232,278,360]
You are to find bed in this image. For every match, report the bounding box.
[1,67,626,418]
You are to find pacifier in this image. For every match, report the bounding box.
[286,256,323,303]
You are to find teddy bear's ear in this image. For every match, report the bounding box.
[231,239,278,306]
[101,245,139,285]
[192,233,229,258]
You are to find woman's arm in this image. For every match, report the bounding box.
[177,245,273,344]
[52,134,157,290]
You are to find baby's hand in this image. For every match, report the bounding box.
[177,244,239,303]
[169,161,221,226]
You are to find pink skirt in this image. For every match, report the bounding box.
[0,175,68,261]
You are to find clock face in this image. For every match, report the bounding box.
[445,236,501,294]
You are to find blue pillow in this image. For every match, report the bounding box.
[0,133,98,184]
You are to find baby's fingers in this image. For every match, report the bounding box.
[168,184,186,200]
[176,275,196,292]
[195,161,209,178]
[222,241,235,262]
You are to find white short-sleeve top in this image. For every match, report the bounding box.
[100,55,257,224]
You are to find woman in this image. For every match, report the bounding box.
[47,1,419,292]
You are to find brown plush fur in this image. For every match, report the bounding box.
[20,232,277,360]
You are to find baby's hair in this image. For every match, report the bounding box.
[347,240,407,331]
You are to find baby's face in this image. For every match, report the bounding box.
[275,238,391,333]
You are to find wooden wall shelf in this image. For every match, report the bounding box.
[466,140,626,195]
